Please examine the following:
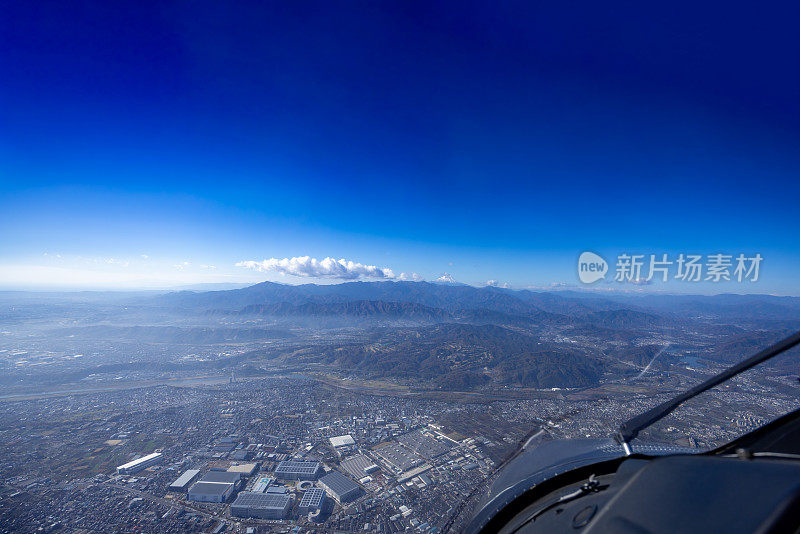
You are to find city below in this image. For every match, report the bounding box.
[1,281,799,533]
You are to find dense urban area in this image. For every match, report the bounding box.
[2,281,799,533]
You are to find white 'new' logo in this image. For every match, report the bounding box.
[578,252,607,284]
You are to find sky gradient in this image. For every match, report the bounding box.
[2,2,800,293]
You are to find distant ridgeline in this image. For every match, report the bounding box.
[5,281,800,391]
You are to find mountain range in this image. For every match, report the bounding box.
[8,281,800,392]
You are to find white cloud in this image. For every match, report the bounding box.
[436,273,456,283]
[486,279,510,288]
[173,261,191,271]
[200,265,217,270]
[105,258,130,267]
[398,272,423,281]
[236,256,398,280]
[140,254,149,259]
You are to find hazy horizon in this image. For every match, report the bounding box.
[2,278,799,299]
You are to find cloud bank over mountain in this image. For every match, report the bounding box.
[236,256,420,281]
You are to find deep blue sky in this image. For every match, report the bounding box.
[2,1,799,292]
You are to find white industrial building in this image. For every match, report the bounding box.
[199,470,242,486]
[329,435,355,448]
[168,469,200,492]
[116,452,162,475]
[227,463,258,477]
